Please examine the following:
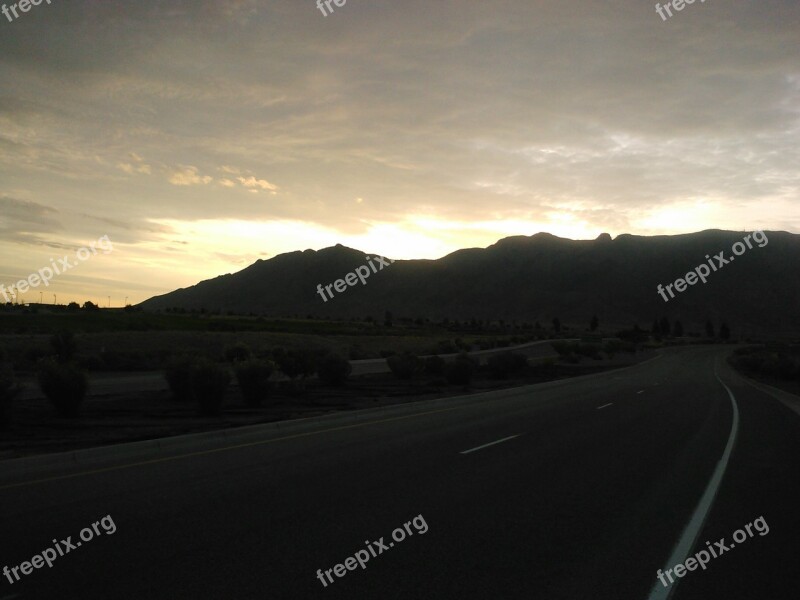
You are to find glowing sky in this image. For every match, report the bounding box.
[0,0,798,305]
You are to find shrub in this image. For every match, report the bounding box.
[387,352,421,380]
[0,359,21,429]
[487,352,528,379]
[436,340,458,354]
[224,342,252,363]
[234,359,275,407]
[576,343,602,360]
[423,355,446,376]
[445,353,476,385]
[603,340,623,359]
[50,331,76,362]
[530,357,558,379]
[165,355,198,402]
[551,341,578,356]
[37,359,88,417]
[192,360,230,416]
[273,347,318,381]
[318,353,352,386]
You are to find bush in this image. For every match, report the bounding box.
[387,352,421,380]
[37,359,88,417]
[50,331,77,362]
[318,353,352,386]
[423,355,446,376]
[436,340,458,354]
[487,352,528,379]
[165,356,198,402]
[729,347,800,382]
[551,341,578,356]
[530,357,558,379]
[0,359,21,429]
[603,340,623,359]
[445,353,476,385]
[576,343,602,360]
[234,359,275,407]
[192,360,230,416]
[273,347,318,381]
[224,342,252,363]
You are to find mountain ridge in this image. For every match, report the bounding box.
[140,229,800,334]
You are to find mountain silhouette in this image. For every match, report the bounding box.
[140,230,800,334]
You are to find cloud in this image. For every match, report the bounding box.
[168,166,213,186]
[237,176,278,193]
[0,196,62,244]
[118,162,151,175]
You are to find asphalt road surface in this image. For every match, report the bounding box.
[1,346,797,599]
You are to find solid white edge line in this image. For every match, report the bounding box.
[645,367,739,600]
[460,434,520,455]
[596,403,613,410]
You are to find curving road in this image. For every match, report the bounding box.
[0,346,797,599]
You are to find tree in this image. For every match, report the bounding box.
[82,301,100,311]
[705,319,715,339]
[659,317,671,337]
[673,320,684,337]
[590,315,599,332]
[719,322,731,340]
[552,317,561,333]
[652,318,661,336]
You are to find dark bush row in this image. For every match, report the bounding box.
[37,359,89,417]
[165,357,231,415]
[729,347,800,381]
[0,354,21,429]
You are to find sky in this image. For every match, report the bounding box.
[0,0,798,306]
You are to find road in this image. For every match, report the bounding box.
[0,346,797,599]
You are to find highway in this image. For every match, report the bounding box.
[0,346,797,599]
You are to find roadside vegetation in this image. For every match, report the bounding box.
[728,345,800,385]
